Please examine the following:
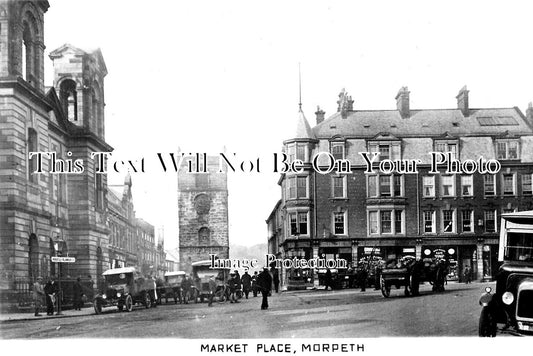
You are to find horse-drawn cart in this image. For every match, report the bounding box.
[380,257,448,298]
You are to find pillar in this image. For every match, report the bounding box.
[312,244,319,288]
[476,240,484,281]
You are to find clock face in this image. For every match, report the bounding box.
[194,194,211,215]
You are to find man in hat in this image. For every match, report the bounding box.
[33,277,45,316]
[228,272,239,303]
[256,267,272,310]
[241,269,252,299]
[208,275,217,307]
[44,276,59,315]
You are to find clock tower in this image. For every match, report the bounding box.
[177,155,229,271]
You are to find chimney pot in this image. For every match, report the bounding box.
[395,86,410,118]
[456,85,469,117]
[315,106,325,125]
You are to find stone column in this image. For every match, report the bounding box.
[476,239,484,281]
[312,244,319,288]
[415,239,423,260]
[351,241,358,267]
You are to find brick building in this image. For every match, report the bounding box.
[178,155,229,272]
[267,87,533,290]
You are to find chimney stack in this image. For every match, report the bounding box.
[527,102,533,127]
[456,85,469,117]
[337,88,354,118]
[395,86,410,118]
[315,106,325,125]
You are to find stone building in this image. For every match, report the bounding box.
[0,0,158,309]
[178,155,229,271]
[267,87,533,290]
[0,0,112,308]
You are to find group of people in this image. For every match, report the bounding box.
[214,267,275,310]
[32,276,85,317]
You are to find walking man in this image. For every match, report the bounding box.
[33,276,45,316]
[324,268,333,291]
[44,276,58,315]
[73,277,83,310]
[257,267,272,310]
[272,267,280,293]
[252,271,258,297]
[208,275,217,307]
[241,270,252,299]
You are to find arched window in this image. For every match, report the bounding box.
[92,83,102,136]
[59,79,77,122]
[28,234,39,280]
[198,227,210,245]
[27,128,38,182]
[20,10,40,85]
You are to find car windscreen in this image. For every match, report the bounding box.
[105,273,131,285]
[505,232,533,262]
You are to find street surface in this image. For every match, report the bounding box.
[0,281,486,338]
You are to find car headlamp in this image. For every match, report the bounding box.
[484,287,492,293]
[117,292,122,298]
[102,294,107,300]
[502,291,514,305]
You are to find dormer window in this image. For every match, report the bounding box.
[367,141,401,161]
[434,140,458,159]
[330,142,345,160]
[495,139,519,160]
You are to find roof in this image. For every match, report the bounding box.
[102,267,137,276]
[164,271,186,277]
[502,210,533,221]
[291,108,316,140]
[313,107,533,138]
[49,43,108,76]
[191,260,213,267]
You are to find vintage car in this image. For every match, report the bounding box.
[191,260,231,303]
[479,210,533,336]
[158,271,187,304]
[93,267,157,314]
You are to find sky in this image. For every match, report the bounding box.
[43,0,533,249]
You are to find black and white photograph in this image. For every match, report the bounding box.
[0,0,532,354]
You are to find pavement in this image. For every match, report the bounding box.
[0,307,95,323]
[0,281,483,324]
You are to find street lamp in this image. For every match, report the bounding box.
[53,237,65,315]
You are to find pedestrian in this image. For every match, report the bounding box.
[464,266,471,284]
[358,267,368,292]
[228,273,238,303]
[73,277,83,310]
[272,267,280,293]
[44,276,59,315]
[252,271,258,297]
[33,276,45,316]
[256,267,272,310]
[208,275,217,307]
[241,270,252,299]
[181,274,191,304]
[324,268,333,291]
[234,270,242,299]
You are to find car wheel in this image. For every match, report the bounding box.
[93,300,102,315]
[144,291,151,308]
[125,295,133,312]
[479,307,497,337]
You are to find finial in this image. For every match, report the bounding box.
[298,63,302,111]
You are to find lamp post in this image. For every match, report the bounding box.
[53,238,65,315]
